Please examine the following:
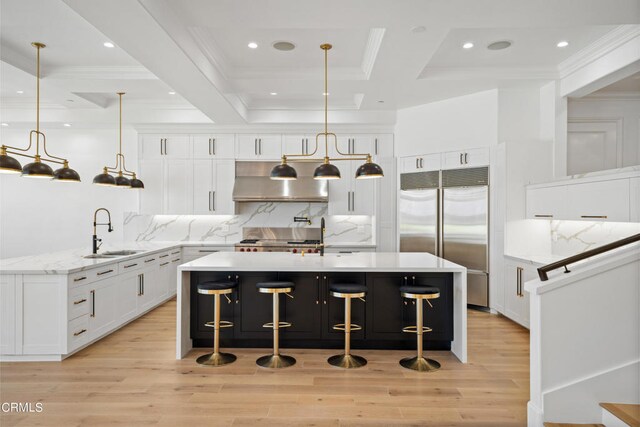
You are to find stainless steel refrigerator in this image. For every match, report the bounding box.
[399,167,489,308]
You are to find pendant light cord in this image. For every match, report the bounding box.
[324,45,328,158]
[35,43,41,155]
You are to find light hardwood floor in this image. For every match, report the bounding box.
[0,299,530,426]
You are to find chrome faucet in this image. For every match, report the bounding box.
[93,208,113,254]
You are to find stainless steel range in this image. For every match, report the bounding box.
[235,227,322,254]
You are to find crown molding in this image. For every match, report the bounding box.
[45,66,158,80]
[558,25,640,79]
[419,66,558,80]
[577,90,640,101]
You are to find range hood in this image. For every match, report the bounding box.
[232,161,328,202]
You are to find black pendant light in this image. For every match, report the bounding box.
[0,147,23,174]
[93,167,117,186]
[93,93,144,189]
[355,155,384,179]
[273,43,383,181]
[270,158,298,180]
[1,43,80,182]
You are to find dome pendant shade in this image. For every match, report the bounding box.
[22,157,54,179]
[115,173,132,188]
[129,175,144,189]
[0,149,22,174]
[355,160,384,179]
[93,168,116,186]
[270,161,297,180]
[53,161,81,182]
[313,161,341,180]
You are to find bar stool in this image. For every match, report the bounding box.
[399,285,441,372]
[196,280,237,366]
[256,281,296,368]
[327,283,367,369]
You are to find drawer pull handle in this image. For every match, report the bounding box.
[73,329,87,337]
[172,258,181,262]
[123,263,138,269]
[581,215,607,219]
[97,269,113,276]
[159,254,169,258]
[73,276,87,282]
[534,214,553,218]
[144,258,156,263]
[73,298,87,305]
[198,250,219,253]
[160,261,170,266]
[171,251,180,255]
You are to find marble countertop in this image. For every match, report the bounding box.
[179,251,466,273]
[504,253,566,266]
[0,241,235,275]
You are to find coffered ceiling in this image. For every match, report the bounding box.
[1,0,639,126]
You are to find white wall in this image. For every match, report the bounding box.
[0,128,139,258]
[568,97,640,168]
[394,89,498,157]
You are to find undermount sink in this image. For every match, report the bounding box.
[102,250,143,256]
[83,250,143,259]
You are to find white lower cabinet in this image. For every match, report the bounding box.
[1,248,181,360]
[502,258,537,329]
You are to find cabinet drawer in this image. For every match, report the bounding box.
[68,265,118,288]
[67,315,90,352]
[182,247,229,259]
[118,258,144,274]
[68,286,91,321]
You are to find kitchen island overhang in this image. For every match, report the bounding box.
[176,252,467,363]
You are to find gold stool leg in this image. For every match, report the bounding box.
[257,292,296,368]
[400,298,440,372]
[197,293,236,366]
[328,296,367,369]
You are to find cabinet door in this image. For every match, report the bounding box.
[192,160,214,214]
[401,156,422,173]
[442,151,466,169]
[351,135,374,155]
[321,273,366,340]
[327,167,351,215]
[566,179,630,222]
[352,168,375,215]
[503,260,527,328]
[140,135,164,160]
[192,135,235,159]
[163,135,191,159]
[328,135,352,157]
[212,160,235,214]
[117,271,140,323]
[157,259,171,302]
[410,274,454,342]
[631,178,639,222]
[138,268,158,313]
[256,135,282,160]
[282,135,308,156]
[189,272,236,341]
[365,273,406,341]
[235,272,280,339]
[89,279,118,339]
[526,185,567,220]
[278,272,322,340]
[236,135,261,159]
[164,159,192,214]
[139,159,163,214]
[372,134,394,158]
[463,147,490,167]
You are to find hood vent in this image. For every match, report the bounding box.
[232,161,328,202]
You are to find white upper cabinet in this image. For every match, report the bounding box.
[236,134,282,160]
[328,135,374,158]
[192,159,235,215]
[631,177,639,222]
[328,161,375,216]
[565,179,630,222]
[372,134,394,158]
[442,147,490,170]
[139,159,163,215]
[526,185,567,220]
[192,135,235,159]
[400,153,441,173]
[140,134,190,159]
[139,159,192,215]
[283,134,315,156]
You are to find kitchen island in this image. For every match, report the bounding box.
[177,252,467,362]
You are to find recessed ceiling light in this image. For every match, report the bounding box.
[1,123,8,127]
[63,123,71,127]
[411,26,426,33]
[16,90,24,94]
[168,91,176,95]
[487,40,512,50]
[272,41,296,51]
[462,42,474,49]
[103,42,115,48]
[270,92,278,96]
[323,92,330,96]
[248,42,258,49]
[556,41,569,48]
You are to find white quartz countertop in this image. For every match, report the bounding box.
[179,251,466,273]
[504,253,566,266]
[0,242,235,275]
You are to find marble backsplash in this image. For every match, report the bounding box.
[550,220,640,256]
[123,202,374,244]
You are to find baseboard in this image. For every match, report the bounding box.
[528,401,544,427]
